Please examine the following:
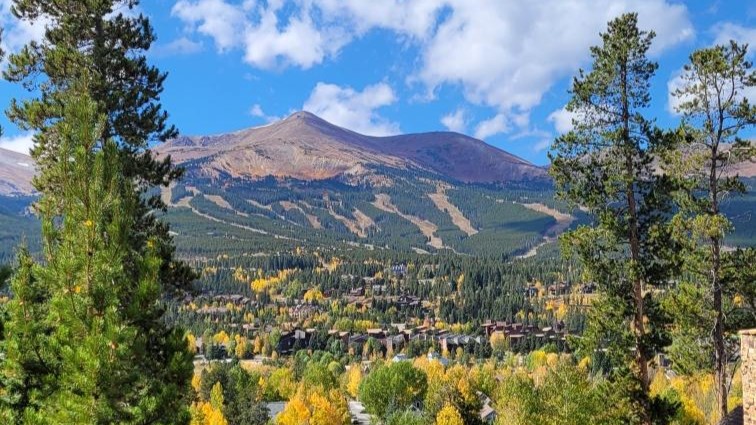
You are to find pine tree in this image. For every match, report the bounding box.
[665,40,756,418]
[1,88,193,423]
[549,13,678,424]
[4,0,194,292]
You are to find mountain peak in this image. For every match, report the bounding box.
[156,113,548,183]
[284,110,320,121]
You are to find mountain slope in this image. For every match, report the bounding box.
[0,147,36,196]
[2,114,752,261]
[155,111,547,183]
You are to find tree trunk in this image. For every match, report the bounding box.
[621,59,650,425]
[628,188,648,389]
[710,142,727,419]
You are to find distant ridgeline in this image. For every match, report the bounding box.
[0,113,754,262]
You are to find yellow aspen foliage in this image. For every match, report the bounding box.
[276,396,310,425]
[233,267,247,283]
[546,353,559,367]
[729,368,743,411]
[252,336,263,355]
[186,333,197,354]
[213,331,230,345]
[578,356,591,371]
[529,350,548,369]
[190,401,227,425]
[235,338,249,359]
[666,373,720,424]
[435,403,464,425]
[445,364,466,383]
[277,387,349,425]
[556,303,569,320]
[309,389,350,425]
[489,331,508,352]
[267,368,296,400]
[414,357,444,384]
[649,368,667,397]
[251,269,295,293]
[191,374,202,393]
[303,288,325,302]
[344,366,362,398]
[210,382,224,410]
[455,347,464,360]
[456,376,476,406]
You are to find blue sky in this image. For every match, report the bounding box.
[1,0,755,165]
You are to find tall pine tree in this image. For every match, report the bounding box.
[1,86,193,423]
[0,1,194,423]
[4,0,194,292]
[664,40,756,419]
[549,13,678,425]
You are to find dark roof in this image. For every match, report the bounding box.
[718,406,743,425]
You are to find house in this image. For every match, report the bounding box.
[523,286,538,298]
[392,353,410,362]
[367,328,386,339]
[391,264,408,275]
[480,404,497,424]
[547,282,570,296]
[276,329,312,354]
[478,392,497,423]
[384,334,406,353]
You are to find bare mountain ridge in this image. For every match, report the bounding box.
[155,111,548,183]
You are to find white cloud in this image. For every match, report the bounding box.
[249,104,265,117]
[534,138,552,153]
[668,68,756,116]
[418,0,692,122]
[249,104,280,123]
[474,114,509,140]
[313,0,446,39]
[173,0,350,69]
[151,37,203,57]
[241,5,348,69]
[172,0,245,52]
[0,0,144,66]
[548,107,577,134]
[440,108,467,133]
[171,0,693,132]
[667,22,756,115]
[666,71,688,115]
[303,82,399,136]
[0,131,35,155]
[0,0,48,66]
[711,22,756,48]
